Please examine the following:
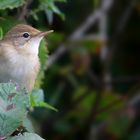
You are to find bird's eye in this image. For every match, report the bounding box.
[23,32,30,38]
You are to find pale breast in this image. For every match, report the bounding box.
[0,50,40,91]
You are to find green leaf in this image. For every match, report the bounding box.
[39,0,65,23]
[0,0,25,10]
[0,17,19,35]
[39,101,58,112]
[45,9,53,25]
[7,132,45,140]
[0,83,29,138]
[23,118,34,133]
[29,11,39,21]
[39,39,49,70]
[30,89,58,112]
[0,27,3,40]
[35,39,48,88]
[47,2,65,20]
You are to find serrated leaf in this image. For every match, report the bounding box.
[39,39,49,70]
[35,39,48,88]
[7,132,45,140]
[0,0,25,10]
[0,83,29,138]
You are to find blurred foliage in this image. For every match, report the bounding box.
[0,0,140,140]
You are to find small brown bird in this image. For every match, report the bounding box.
[0,24,53,91]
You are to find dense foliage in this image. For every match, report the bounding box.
[0,0,140,140]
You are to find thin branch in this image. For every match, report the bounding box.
[46,44,66,68]
[109,76,140,84]
[104,0,138,70]
[69,11,101,40]
[17,0,33,21]
[100,0,138,91]
[46,0,114,68]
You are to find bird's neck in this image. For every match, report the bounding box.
[0,41,39,67]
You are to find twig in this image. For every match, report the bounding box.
[104,0,138,70]
[69,11,101,40]
[17,0,33,21]
[108,76,140,84]
[46,0,114,69]
[46,44,66,68]
[101,0,138,91]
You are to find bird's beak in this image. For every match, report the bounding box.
[37,30,54,37]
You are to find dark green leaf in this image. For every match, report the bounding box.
[0,0,25,10]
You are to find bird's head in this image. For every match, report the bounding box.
[3,24,53,56]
